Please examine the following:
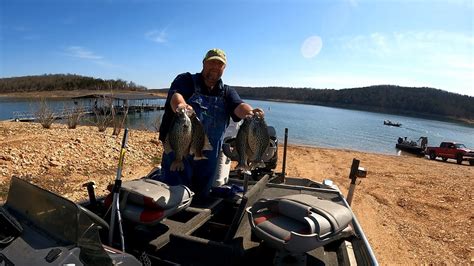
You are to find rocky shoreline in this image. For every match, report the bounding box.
[1,120,473,264]
[0,121,162,202]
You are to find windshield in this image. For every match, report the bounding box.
[455,144,466,149]
[5,177,111,265]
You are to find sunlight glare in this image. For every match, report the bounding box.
[301,36,323,59]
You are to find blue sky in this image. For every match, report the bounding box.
[1,0,473,96]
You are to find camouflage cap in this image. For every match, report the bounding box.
[203,48,227,65]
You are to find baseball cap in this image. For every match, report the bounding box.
[203,48,227,65]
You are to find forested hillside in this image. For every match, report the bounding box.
[0,74,146,92]
[234,85,474,121]
[1,74,473,121]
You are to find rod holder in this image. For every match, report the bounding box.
[346,158,360,206]
[281,128,288,181]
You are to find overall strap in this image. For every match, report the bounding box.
[191,73,226,97]
[191,73,202,94]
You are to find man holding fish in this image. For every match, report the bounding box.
[158,48,265,199]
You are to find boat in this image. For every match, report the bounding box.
[0,128,378,265]
[384,120,401,127]
[395,136,427,155]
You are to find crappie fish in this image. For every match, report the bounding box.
[164,108,212,171]
[164,108,192,171]
[235,114,270,171]
[190,113,212,160]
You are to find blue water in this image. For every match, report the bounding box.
[1,97,473,155]
[0,97,166,118]
[245,100,474,155]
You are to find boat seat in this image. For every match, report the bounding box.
[105,178,194,225]
[246,194,353,254]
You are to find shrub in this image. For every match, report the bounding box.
[35,99,55,129]
[66,103,85,129]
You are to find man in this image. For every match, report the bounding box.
[418,136,428,150]
[158,48,263,198]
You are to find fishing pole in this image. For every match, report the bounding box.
[109,128,128,251]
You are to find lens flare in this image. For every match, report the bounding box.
[301,36,323,58]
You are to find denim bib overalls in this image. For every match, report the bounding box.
[160,74,228,197]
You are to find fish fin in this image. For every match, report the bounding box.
[193,156,208,161]
[236,168,252,175]
[236,163,249,171]
[249,161,266,170]
[192,150,207,160]
[203,135,213,151]
[203,143,213,151]
[170,160,185,171]
[163,138,172,154]
[189,146,196,156]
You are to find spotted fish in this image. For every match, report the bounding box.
[235,114,270,171]
[190,113,212,160]
[164,108,212,171]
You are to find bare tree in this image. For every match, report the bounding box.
[93,95,113,132]
[112,103,129,136]
[35,99,55,129]
[66,102,84,129]
[100,86,130,136]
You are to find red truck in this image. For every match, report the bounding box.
[425,142,474,165]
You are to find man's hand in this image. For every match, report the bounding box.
[252,108,264,118]
[245,108,264,118]
[234,103,265,119]
[171,92,194,115]
[176,103,194,116]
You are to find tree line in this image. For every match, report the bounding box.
[1,74,473,121]
[0,74,147,93]
[234,85,474,121]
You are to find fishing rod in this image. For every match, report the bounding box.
[109,128,128,251]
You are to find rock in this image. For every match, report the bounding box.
[49,160,63,167]
[0,155,13,161]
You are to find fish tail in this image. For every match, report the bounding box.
[249,161,266,170]
[170,160,185,171]
[203,142,213,151]
[236,163,248,171]
[203,136,213,151]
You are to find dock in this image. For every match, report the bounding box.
[11,93,164,122]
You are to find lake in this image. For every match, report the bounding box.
[1,97,473,155]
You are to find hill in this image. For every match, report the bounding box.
[1,75,473,122]
[0,74,147,93]
[233,85,474,122]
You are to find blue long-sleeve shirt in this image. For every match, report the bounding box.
[159,72,243,141]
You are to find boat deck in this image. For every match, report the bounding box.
[119,175,375,265]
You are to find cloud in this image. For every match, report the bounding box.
[347,0,358,7]
[62,46,120,68]
[341,30,472,57]
[7,25,40,41]
[22,35,40,40]
[64,46,103,60]
[12,26,29,32]
[339,30,474,75]
[61,17,75,25]
[145,29,168,43]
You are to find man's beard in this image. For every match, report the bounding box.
[204,71,221,86]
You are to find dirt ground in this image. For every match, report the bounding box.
[0,121,473,264]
